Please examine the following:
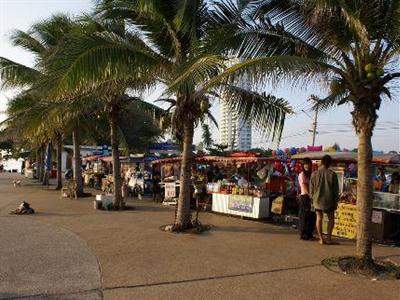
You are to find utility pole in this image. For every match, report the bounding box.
[308,95,320,146]
[311,105,319,146]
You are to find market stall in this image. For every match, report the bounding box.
[82,155,108,189]
[292,152,400,242]
[152,154,287,218]
[211,193,270,219]
[151,156,182,205]
[202,155,275,219]
[120,155,157,195]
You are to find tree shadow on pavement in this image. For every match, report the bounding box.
[213,225,298,235]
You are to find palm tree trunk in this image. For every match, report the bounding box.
[110,107,123,209]
[56,139,63,190]
[356,130,374,261]
[42,143,50,186]
[175,121,194,229]
[39,145,45,182]
[72,129,84,196]
[35,148,41,180]
[353,105,376,263]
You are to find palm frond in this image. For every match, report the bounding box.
[31,13,74,48]
[202,55,336,93]
[221,84,293,142]
[206,110,218,128]
[125,96,165,117]
[10,29,46,55]
[315,90,350,111]
[0,57,41,89]
[167,54,226,94]
[43,29,162,97]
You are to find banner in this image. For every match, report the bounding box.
[45,143,52,171]
[228,195,254,213]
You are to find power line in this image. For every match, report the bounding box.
[278,126,399,142]
[317,121,398,126]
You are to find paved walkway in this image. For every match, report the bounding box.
[0,173,399,299]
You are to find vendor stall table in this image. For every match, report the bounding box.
[212,193,270,219]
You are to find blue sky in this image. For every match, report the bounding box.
[1,0,399,152]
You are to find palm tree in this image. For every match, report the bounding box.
[40,15,161,208]
[99,0,292,227]
[0,14,82,190]
[215,0,399,263]
[41,0,292,227]
[2,92,54,181]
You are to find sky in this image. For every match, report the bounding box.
[1,0,399,152]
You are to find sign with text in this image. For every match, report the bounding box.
[331,203,358,239]
[165,182,176,198]
[372,210,383,224]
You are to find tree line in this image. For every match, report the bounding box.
[1,0,399,265]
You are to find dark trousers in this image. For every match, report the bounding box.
[298,194,316,240]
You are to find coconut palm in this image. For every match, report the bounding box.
[0,14,85,191]
[214,0,399,262]
[100,0,292,227]
[2,92,55,182]
[40,15,164,208]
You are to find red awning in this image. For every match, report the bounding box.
[291,152,400,166]
[151,155,281,165]
[82,155,102,162]
[99,156,129,163]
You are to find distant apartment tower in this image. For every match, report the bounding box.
[219,102,252,151]
[219,58,252,151]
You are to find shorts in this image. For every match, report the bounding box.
[315,208,335,214]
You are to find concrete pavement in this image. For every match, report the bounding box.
[0,173,399,299]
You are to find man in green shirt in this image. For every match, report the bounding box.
[310,155,339,245]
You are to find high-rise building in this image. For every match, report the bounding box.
[219,102,252,151]
[219,58,253,151]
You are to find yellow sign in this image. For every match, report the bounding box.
[331,203,358,239]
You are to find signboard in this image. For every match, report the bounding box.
[102,145,109,156]
[228,195,254,213]
[271,196,284,215]
[165,182,176,198]
[45,143,52,171]
[331,203,358,239]
[331,167,345,194]
[372,210,383,224]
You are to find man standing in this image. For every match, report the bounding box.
[310,155,339,245]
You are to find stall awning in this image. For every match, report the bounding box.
[291,152,357,162]
[291,152,400,166]
[151,155,281,165]
[82,155,102,162]
[100,156,129,163]
[372,154,400,165]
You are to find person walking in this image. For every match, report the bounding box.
[297,158,316,240]
[310,155,339,245]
